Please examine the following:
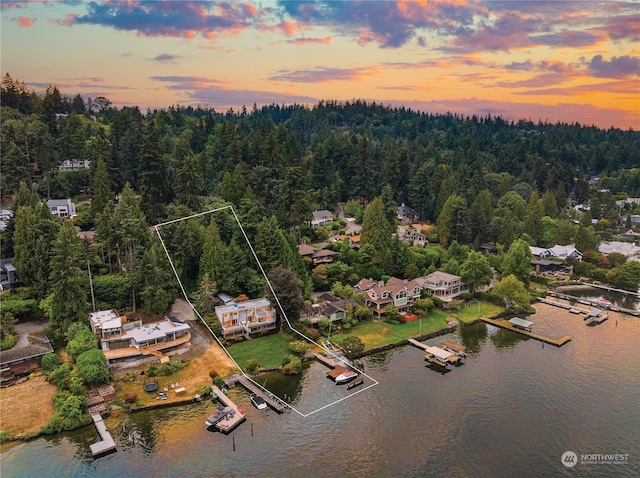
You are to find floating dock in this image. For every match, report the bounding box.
[89,414,116,457]
[236,375,287,413]
[440,340,466,357]
[210,386,246,433]
[480,317,571,347]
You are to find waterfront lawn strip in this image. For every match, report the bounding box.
[453,302,504,324]
[332,311,450,350]
[226,333,292,370]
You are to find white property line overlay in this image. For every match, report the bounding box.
[155,205,379,418]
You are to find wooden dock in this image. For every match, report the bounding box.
[480,317,571,347]
[89,414,116,457]
[236,376,287,413]
[424,355,448,367]
[211,386,246,433]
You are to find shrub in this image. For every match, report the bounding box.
[281,355,292,366]
[288,340,309,354]
[208,370,219,380]
[147,366,158,377]
[245,359,261,375]
[42,353,61,373]
[124,395,137,404]
[282,356,302,375]
[0,430,10,443]
[0,334,16,351]
[66,326,99,359]
[76,349,111,386]
[306,328,321,341]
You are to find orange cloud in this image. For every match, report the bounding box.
[13,15,34,27]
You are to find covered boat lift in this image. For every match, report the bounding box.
[508,317,534,332]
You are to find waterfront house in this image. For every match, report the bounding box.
[310,210,334,228]
[215,298,276,340]
[359,277,422,318]
[90,309,191,368]
[0,331,53,385]
[416,271,464,302]
[47,198,77,218]
[299,294,358,326]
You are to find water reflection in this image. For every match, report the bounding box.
[459,322,488,355]
[490,327,530,350]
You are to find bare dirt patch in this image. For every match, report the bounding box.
[0,375,56,437]
[115,340,238,408]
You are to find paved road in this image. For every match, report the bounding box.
[337,202,362,235]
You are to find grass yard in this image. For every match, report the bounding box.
[453,301,505,324]
[0,375,56,439]
[331,310,450,350]
[226,333,294,370]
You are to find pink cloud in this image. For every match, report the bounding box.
[12,15,35,27]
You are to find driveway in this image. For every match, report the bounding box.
[168,298,198,322]
[337,202,362,235]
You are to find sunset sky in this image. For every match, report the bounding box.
[1,1,638,129]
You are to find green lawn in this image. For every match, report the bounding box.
[452,301,505,324]
[226,333,293,370]
[331,309,450,350]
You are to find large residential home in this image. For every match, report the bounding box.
[416,271,464,302]
[89,309,191,368]
[312,249,339,265]
[359,277,422,317]
[47,198,77,218]
[0,331,53,385]
[397,225,427,246]
[397,203,420,224]
[530,244,583,261]
[598,241,640,261]
[215,298,276,340]
[299,294,358,326]
[310,210,334,227]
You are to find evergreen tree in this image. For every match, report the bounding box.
[112,183,150,310]
[199,218,234,293]
[89,157,112,218]
[524,191,544,246]
[139,122,171,223]
[46,222,88,345]
[360,196,392,261]
[137,242,177,315]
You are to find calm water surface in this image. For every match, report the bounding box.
[2,303,639,478]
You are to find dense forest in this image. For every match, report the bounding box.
[2,73,640,350]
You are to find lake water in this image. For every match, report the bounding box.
[2,302,639,478]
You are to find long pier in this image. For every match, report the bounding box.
[236,375,287,413]
[480,317,571,347]
[211,385,246,433]
[547,292,640,316]
[89,414,116,457]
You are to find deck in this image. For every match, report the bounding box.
[211,386,246,433]
[236,375,287,413]
[89,414,117,457]
[480,317,572,347]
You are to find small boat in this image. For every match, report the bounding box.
[205,406,233,426]
[594,297,611,306]
[334,370,359,384]
[250,393,267,410]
